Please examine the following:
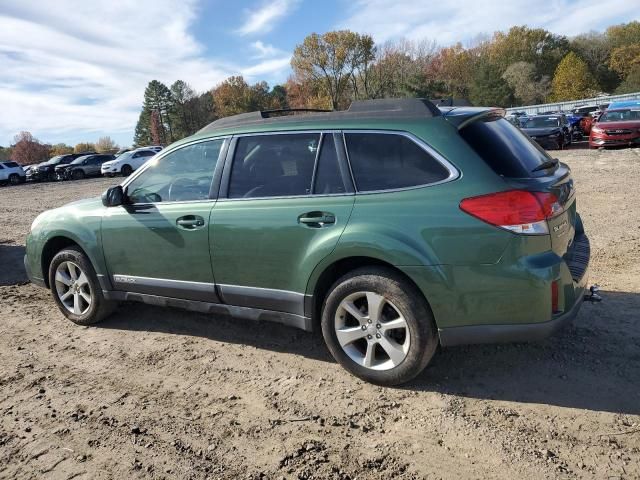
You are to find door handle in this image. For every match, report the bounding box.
[176,215,205,229]
[298,212,336,227]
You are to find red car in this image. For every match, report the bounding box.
[589,108,640,148]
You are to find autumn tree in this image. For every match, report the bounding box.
[211,76,279,117]
[426,44,475,98]
[570,32,619,92]
[291,30,375,109]
[96,136,118,153]
[489,26,569,78]
[49,143,74,156]
[609,44,640,78]
[502,62,551,105]
[11,132,50,165]
[606,21,640,49]
[550,52,600,101]
[285,74,332,109]
[74,142,96,153]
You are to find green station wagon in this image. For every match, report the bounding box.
[25,99,595,385]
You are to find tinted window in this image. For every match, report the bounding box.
[126,140,223,203]
[229,134,319,198]
[4,162,19,168]
[313,135,345,195]
[0,164,4,169]
[344,133,450,192]
[460,118,549,177]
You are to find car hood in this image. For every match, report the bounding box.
[594,120,640,129]
[522,127,561,136]
[55,164,73,170]
[102,160,117,167]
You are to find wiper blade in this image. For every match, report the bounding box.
[531,158,559,173]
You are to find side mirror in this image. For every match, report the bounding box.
[102,185,125,207]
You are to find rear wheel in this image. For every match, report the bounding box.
[8,174,20,185]
[48,247,117,325]
[321,267,438,386]
[120,164,132,176]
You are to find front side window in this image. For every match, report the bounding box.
[228,133,319,199]
[344,132,450,192]
[126,139,224,203]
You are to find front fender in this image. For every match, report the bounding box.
[26,197,107,285]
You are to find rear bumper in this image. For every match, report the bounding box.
[438,285,586,347]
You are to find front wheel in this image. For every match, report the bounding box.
[8,174,20,185]
[120,164,133,176]
[72,169,85,180]
[321,267,438,386]
[48,247,117,325]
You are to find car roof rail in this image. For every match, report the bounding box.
[198,98,441,132]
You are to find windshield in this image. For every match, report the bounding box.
[599,109,640,122]
[524,117,561,128]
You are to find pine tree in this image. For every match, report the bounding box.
[550,52,600,101]
[133,80,174,146]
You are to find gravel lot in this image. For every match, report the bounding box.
[1,149,639,479]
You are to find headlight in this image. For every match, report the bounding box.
[591,126,604,134]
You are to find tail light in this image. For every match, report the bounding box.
[459,190,561,234]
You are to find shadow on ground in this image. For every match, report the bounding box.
[98,289,640,415]
[0,243,27,286]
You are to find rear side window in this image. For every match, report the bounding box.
[313,135,345,195]
[4,162,19,168]
[229,134,319,199]
[460,118,549,177]
[344,132,450,192]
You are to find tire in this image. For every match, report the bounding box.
[72,169,85,180]
[120,164,133,176]
[321,267,438,386]
[48,246,117,325]
[47,171,57,182]
[8,174,20,185]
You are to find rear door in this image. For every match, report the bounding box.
[132,150,155,170]
[211,132,355,316]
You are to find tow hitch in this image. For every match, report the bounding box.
[584,285,602,303]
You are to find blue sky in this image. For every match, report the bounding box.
[0,0,638,148]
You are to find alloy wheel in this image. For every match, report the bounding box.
[54,261,92,315]
[334,291,410,371]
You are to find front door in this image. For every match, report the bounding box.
[101,138,226,302]
[212,132,355,315]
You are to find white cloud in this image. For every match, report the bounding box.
[339,0,640,45]
[251,40,282,58]
[242,56,292,78]
[237,0,299,36]
[0,1,289,147]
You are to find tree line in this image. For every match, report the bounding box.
[134,22,640,146]
[3,22,639,164]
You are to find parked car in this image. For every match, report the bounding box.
[25,98,594,386]
[520,114,572,149]
[0,161,26,185]
[100,148,157,176]
[33,153,97,182]
[55,154,116,180]
[589,107,640,149]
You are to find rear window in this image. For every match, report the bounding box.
[460,117,550,178]
[344,133,450,192]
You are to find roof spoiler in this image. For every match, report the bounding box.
[441,107,506,130]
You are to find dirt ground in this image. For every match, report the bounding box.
[0,149,639,480]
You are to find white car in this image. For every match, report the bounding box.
[0,161,26,185]
[101,148,157,177]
